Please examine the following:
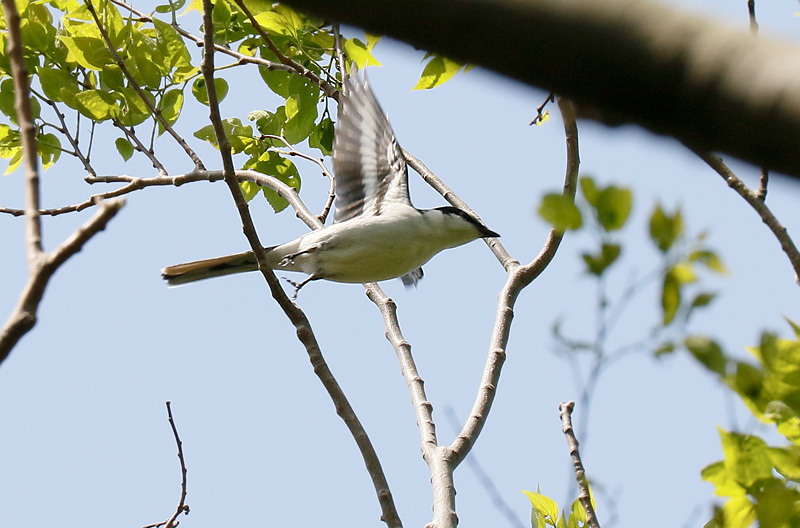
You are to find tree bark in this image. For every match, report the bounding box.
[284,0,800,179]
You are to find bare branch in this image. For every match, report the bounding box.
[450,97,580,467]
[559,402,601,528]
[0,197,125,365]
[84,0,205,171]
[692,149,800,284]
[143,402,190,528]
[199,4,401,526]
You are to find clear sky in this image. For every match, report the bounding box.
[2,1,800,527]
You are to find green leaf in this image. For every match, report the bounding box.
[283,75,319,144]
[152,16,191,69]
[74,89,120,121]
[37,132,61,169]
[690,291,716,309]
[579,176,598,207]
[701,460,747,497]
[157,89,183,135]
[767,446,800,479]
[685,335,727,376]
[750,478,800,528]
[719,428,772,487]
[538,193,582,231]
[239,180,260,202]
[57,35,112,70]
[413,55,464,90]
[344,37,382,69]
[192,77,229,106]
[661,268,680,325]
[595,185,632,231]
[649,203,683,252]
[582,243,621,276]
[38,66,81,104]
[308,117,334,156]
[522,490,559,525]
[245,151,301,213]
[690,249,727,274]
[115,137,134,161]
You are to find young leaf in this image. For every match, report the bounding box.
[192,77,229,106]
[344,37,382,69]
[413,55,464,90]
[309,117,334,156]
[115,137,134,161]
[689,249,727,274]
[595,185,632,231]
[661,268,680,325]
[649,203,683,252]
[579,176,598,207]
[538,193,582,231]
[685,335,727,376]
[582,243,621,276]
[522,490,559,525]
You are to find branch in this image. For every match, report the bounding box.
[1,169,317,223]
[143,402,190,528]
[199,4,401,526]
[692,149,800,283]
[0,197,125,364]
[282,0,800,179]
[0,0,126,364]
[449,97,580,466]
[559,402,600,528]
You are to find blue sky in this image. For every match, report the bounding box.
[2,1,800,527]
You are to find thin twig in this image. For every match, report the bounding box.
[36,94,97,176]
[84,0,205,170]
[199,4,401,526]
[530,91,555,126]
[164,401,190,528]
[692,149,800,284]
[143,401,190,528]
[559,402,601,528]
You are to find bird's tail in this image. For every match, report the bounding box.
[161,247,276,286]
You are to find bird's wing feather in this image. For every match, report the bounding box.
[332,71,410,223]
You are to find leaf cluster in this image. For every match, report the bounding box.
[522,488,595,528]
[689,320,800,528]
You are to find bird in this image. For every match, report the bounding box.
[161,71,499,294]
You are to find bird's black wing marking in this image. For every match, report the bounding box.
[332,71,410,223]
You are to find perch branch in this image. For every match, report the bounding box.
[200,3,401,526]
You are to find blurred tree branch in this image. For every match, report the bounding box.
[282,0,800,179]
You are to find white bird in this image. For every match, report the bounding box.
[161,72,498,293]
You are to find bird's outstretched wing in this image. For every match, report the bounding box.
[332,71,411,223]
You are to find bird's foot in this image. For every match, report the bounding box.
[281,275,316,300]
